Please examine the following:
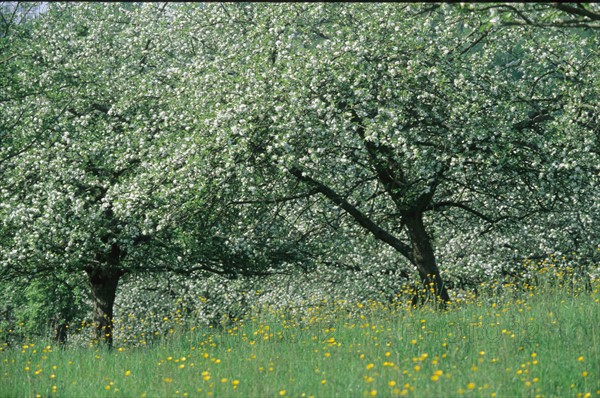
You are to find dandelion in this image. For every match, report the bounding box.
[279,390,286,396]
[578,356,584,362]
[389,381,396,387]
[163,378,173,383]
[431,369,443,381]
[467,382,476,390]
[125,370,131,377]
[369,389,377,396]
[366,363,375,370]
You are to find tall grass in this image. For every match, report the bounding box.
[1,278,598,398]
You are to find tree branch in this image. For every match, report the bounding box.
[512,111,554,132]
[289,166,415,263]
[553,3,600,22]
[428,201,510,224]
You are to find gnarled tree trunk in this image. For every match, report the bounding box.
[86,267,124,348]
[289,166,451,306]
[403,211,450,305]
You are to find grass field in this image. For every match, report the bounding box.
[1,279,599,397]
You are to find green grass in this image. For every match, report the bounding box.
[1,283,599,398]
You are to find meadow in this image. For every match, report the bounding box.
[1,268,599,397]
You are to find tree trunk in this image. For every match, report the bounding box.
[288,166,451,305]
[403,211,451,305]
[86,267,123,348]
[52,316,68,346]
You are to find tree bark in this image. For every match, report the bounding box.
[85,267,124,348]
[403,211,450,305]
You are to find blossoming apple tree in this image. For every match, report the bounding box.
[181,3,598,301]
[0,2,318,346]
[0,3,598,345]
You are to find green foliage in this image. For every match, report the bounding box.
[0,273,89,342]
